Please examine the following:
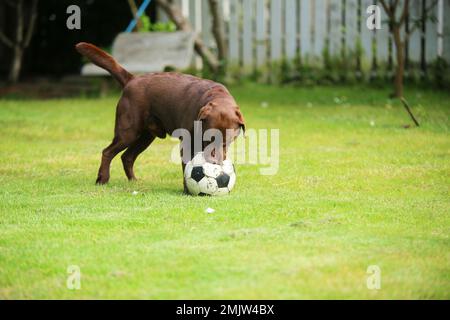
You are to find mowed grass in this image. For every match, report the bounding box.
[0,84,449,299]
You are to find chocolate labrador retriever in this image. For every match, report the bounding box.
[75,42,245,188]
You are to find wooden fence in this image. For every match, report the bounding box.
[165,0,450,75]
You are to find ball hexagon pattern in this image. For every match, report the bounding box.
[184,153,236,196]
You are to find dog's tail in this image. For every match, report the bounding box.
[75,42,133,88]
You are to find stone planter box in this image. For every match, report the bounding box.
[81,31,196,76]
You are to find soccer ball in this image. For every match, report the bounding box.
[184,152,236,196]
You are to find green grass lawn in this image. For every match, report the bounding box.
[0,84,449,299]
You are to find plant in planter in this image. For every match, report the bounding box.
[137,14,176,33]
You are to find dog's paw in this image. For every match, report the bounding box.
[183,185,191,195]
[95,176,109,185]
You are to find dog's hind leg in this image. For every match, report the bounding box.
[96,136,131,185]
[121,131,155,181]
[96,96,142,185]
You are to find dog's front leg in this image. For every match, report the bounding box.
[181,162,189,194]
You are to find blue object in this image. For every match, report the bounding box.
[125,0,153,33]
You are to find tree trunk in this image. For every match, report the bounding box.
[392,26,405,98]
[208,0,227,61]
[127,0,143,31]
[1,0,37,83]
[9,45,22,83]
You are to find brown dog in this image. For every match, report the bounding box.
[75,42,245,188]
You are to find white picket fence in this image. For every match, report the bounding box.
[167,0,450,73]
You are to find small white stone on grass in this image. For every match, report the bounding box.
[205,207,215,214]
[132,191,139,196]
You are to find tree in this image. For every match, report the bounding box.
[379,0,438,98]
[126,0,143,31]
[207,0,227,62]
[0,0,39,83]
[155,0,226,75]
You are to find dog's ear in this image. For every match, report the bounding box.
[235,109,246,137]
[197,103,213,121]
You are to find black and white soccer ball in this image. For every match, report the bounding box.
[184,153,236,196]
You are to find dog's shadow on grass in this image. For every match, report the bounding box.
[86,180,188,198]
[139,185,187,197]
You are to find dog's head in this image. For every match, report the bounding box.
[197,101,245,164]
